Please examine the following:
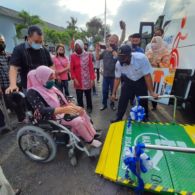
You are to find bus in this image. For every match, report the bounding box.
[139,0,195,112]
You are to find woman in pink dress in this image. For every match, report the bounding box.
[27,65,102,148]
[70,40,95,113]
[53,44,70,96]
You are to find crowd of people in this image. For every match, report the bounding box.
[0,23,171,138]
[0,21,171,194]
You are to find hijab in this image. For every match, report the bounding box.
[146,36,170,67]
[27,65,68,108]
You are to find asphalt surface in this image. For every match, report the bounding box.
[0,80,195,195]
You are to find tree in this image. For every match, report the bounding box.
[16,10,43,38]
[44,28,71,45]
[86,17,110,42]
[86,17,103,38]
[66,17,78,31]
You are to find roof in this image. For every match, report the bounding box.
[0,6,65,31]
[0,5,22,21]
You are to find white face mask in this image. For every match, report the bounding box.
[151,43,159,51]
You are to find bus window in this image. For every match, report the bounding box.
[139,22,154,50]
[155,15,165,29]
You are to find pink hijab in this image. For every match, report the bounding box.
[27,65,68,108]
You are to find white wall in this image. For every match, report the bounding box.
[0,14,18,53]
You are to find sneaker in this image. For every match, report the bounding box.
[18,117,29,124]
[93,92,98,96]
[110,104,116,111]
[143,117,149,122]
[90,139,102,148]
[94,130,102,140]
[87,108,92,114]
[0,127,11,135]
[100,105,107,111]
[14,188,21,195]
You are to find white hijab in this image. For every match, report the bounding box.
[74,39,84,54]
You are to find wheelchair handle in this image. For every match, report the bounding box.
[138,95,177,123]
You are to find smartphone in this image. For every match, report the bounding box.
[99,42,106,49]
[120,20,125,30]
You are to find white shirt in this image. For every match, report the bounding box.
[92,51,101,69]
[115,52,152,81]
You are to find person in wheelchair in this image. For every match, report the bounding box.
[27,65,102,148]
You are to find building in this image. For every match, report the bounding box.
[0,6,65,53]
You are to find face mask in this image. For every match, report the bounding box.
[132,44,138,48]
[151,43,158,51]
[0,43,6,52]
[44,80,55,89]
[113,56,118,60]
[119,60,128,66]
[58,53,64,57]
[31,42,42,50]
[75,48,82,55]
[118,58,127,66]
[118,56,130,66]
[110,44,117,50]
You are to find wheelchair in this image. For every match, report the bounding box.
[12,92,100,166]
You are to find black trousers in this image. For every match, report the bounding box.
[95,68,100,82]
[59,80,70,96]
[76,89,92,109]
[0,109,5,128]
[152,83,158,108]
[6,92,26,122]
[117,76,148,120]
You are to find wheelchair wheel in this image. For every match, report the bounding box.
[17,125,57,163]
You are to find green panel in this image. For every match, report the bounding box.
[156,124,195,193]
[117,122,174,193]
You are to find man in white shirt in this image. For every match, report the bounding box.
[111,45,158,123]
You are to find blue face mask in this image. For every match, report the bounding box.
[44,80,55,89]
[31,42,42,50]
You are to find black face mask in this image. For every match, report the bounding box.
[58,53,64,57]
[75,48,82,55]
[118,55,130,66]
[132,44,138,48]
[110,44,117,50]
[0,43,6,52]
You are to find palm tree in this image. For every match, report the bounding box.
[16,10,43,38]
[66,17,78,30]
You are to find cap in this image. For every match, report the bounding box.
[118,44,132,56]
[130,33,141,38]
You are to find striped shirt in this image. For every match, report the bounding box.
[0,54,9,88]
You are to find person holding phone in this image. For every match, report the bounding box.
[96,21,126,111]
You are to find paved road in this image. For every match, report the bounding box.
[0,81,194,195]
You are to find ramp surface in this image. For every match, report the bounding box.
[96,121,195,194]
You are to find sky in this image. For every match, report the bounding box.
[0,0,166,37]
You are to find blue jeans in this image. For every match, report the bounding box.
[102,77,115,106]
[59,80,70,96]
